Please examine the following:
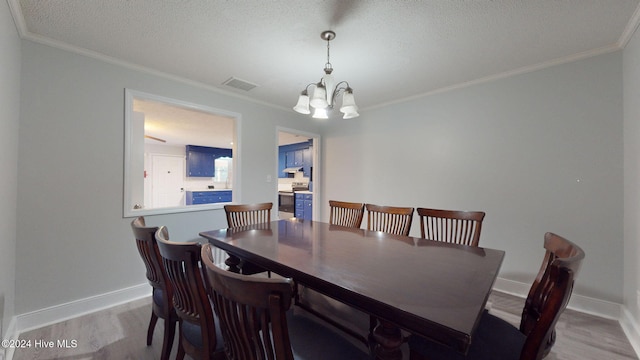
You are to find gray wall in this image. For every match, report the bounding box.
[624,25,640,322]
[0,0,20,339]
[321,52,624,303]
[15,41,320,314]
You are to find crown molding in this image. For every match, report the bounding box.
[618,2,640,48]
[364,43,621,112]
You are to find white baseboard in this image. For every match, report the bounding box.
[15,283,150,334]
[621,306,640,359]
[493,277,621,320]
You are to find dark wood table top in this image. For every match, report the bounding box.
[199,218,504,353]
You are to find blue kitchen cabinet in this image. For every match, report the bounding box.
[278,150,287,177]
[303,147,312,177]
[295,193,312,220]
[285,149,304,168]
[279,140,313,178]
[186,145,233,177]
[186,146,214,177]
[186,190,232,205]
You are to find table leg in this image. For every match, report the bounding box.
[371,319,403,360]
[224,254,241,273]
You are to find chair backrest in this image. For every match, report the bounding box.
[131,216,170,294]
[519,232,585,360]
[416,207,486,247]
[155,227,219,356]
[201,243,296,360]
[224,202,273,228]
[365,204,414,236]
[329,200,365,228]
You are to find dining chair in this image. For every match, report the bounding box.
[130,217,177,360]
[416,207,486,247]
[365,203,414,236]
[329,200,365,228]
[363,204,414,335]
[224,202,273,275]
[155,227,225,360]
[408,232,585,360]
[224,202,272,227]
[201,243,371,360]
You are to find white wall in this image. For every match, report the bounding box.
[322,52,623,303]
[15,40,321,314]
[624,24,640,327]
[0,0,21,340]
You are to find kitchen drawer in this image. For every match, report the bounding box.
[217,191,232,202]
[191,196,217,205]
[186,190,232,205]
[191,191,214,197]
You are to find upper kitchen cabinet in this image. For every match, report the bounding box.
[285,149,304,168]
[186,145,232,177]
[278,140,313,178]
[302,147,312,178]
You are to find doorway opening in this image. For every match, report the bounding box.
[276,128,320,221]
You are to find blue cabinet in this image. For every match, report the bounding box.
[186,145,232,177]
[303,147,312,177]
[295,193,312,220]
[186,190,232,205]
[279,140,313,178]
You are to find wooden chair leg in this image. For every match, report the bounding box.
[160,319,176,360]
[147,312,158,346]
[176,341,186,360]
[369,315,377,333]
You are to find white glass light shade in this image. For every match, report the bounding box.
[312,107,329,119]
[340,90,359,118]
[342,109,360,119]
[340,91,357,113]
[293,94,311,114]
[309,84,328,109]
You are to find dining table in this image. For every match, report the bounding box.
[199,218,505,360]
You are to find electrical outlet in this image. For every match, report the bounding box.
[266,174,272,183]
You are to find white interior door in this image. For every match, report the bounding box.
[152,155,185,207]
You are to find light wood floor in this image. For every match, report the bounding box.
[11,291,638,360]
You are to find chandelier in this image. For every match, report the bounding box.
[293,30,359,119]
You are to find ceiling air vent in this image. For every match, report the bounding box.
[222,77,259,91]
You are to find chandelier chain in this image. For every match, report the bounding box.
[325,36,333,72]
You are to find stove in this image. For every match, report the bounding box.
[278,182,309,218]
[291,182,309,192]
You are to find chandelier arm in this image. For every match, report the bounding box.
[299,82,318,95]
[327,81,352,106]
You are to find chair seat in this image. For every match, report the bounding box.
[408,310,525,360]
[181,315,225,353]
[287,311,370,360]
[152,288,165,308]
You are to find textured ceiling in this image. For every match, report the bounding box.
[11,0,640,114]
